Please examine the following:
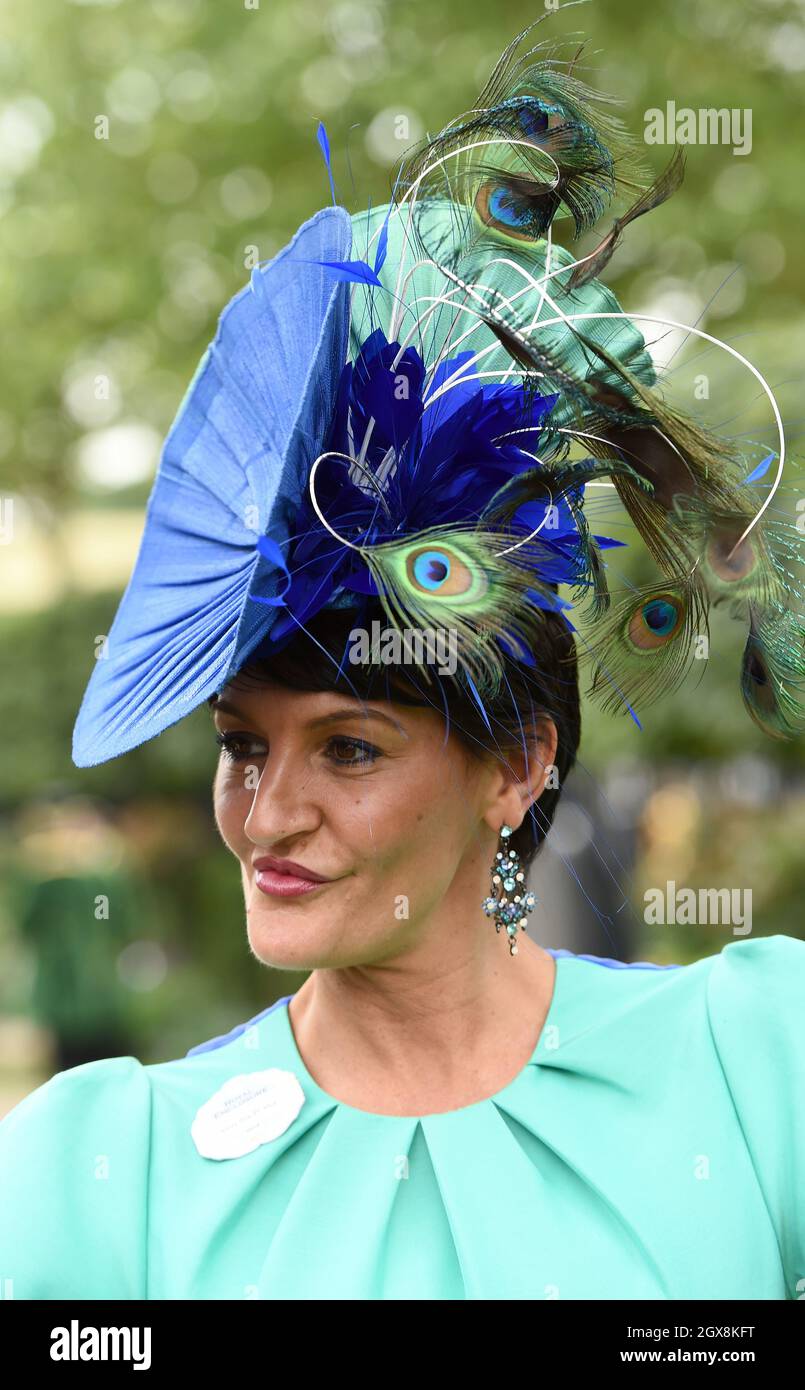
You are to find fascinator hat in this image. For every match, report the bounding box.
[72,23,805,770]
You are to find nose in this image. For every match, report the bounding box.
[242,745,323,850]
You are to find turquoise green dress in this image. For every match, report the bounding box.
[1,934,803,1300]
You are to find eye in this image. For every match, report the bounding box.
[215,730,266,763]
[326,736,381,767]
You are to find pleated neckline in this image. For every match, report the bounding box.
[275,950,566,1122]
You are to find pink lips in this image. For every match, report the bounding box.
[252,856,333,898]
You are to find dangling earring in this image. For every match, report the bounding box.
[481,823,537,956]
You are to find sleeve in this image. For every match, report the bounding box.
[0,1055,152,1299]
[706,933,805,1300]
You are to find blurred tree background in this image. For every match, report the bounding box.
[1,0,803,1111]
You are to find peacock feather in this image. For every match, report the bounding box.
[582,579,709,714]
[301,22,805,740]
[357,525,569,695]
[394,24,655,257]
[740,604,805,740]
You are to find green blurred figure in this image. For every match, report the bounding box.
[9,800,148,1071]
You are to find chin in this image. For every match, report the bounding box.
[244,898,346,971]
[245,896,397,972]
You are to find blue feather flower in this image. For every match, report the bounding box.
[258,327,619,648]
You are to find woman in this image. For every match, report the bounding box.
[1,22,803,1300]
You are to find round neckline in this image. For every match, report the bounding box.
[278,951,565,1122]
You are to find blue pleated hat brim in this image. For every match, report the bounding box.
[72,205,352,768]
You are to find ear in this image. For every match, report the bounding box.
[482,715,559,835]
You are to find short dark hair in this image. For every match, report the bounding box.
[226,597,581,873]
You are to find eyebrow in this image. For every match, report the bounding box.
[208,695,406,736]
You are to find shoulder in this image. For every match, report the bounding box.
[701,934,805,1104]
[0,1002,301,1300]
[558,932,805,1025]
[704,931,805,1018]
[0,1041,267,1301]
[553,936,805,1078]
[551,946,705,1022]
[0,1055,151,1298]
[0,1053,151,1155]
[556,933,805,1004]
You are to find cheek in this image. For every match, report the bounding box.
[351,772,468,887]
[331,797,432,930]
[212,768,253,855]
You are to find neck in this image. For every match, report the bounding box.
[287,853,556,1115]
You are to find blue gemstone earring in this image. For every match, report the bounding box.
[481,823,537,956]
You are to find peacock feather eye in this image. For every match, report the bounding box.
[473,177,557,241]
[741,640,779,736]
[405,545,486,600]
[739,608,805,740]
[741,628,778,713]
[626,595,685,651]
[485,185,534,231]
[746,647,769,689]
[518,105,551,140]
[411,549,449,590]
[704,526,756,586]
[516,101,565,141]
[516,98,602,158]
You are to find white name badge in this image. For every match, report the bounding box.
[191,1069,306,1160]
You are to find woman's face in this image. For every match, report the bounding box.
[210,675,545,971]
